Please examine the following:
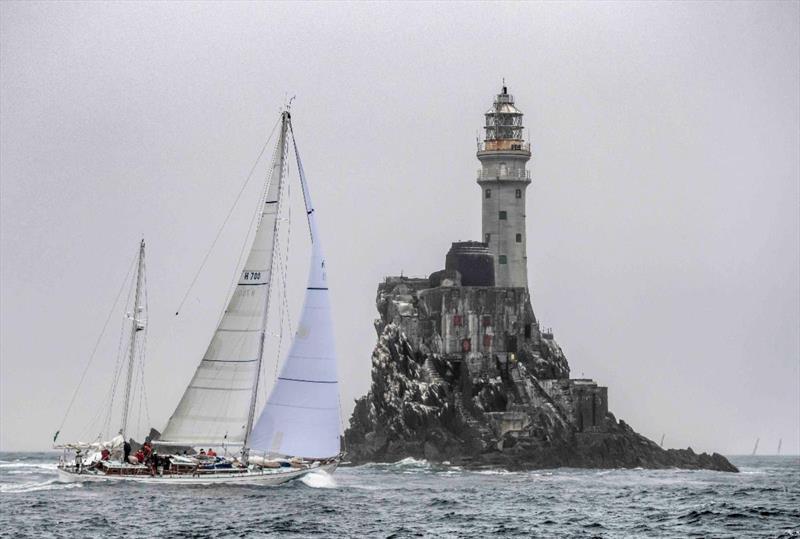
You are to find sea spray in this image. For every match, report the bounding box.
[300,470,337,489]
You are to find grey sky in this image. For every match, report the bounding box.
[1,1,798,454]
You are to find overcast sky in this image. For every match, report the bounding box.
[1,1,798,455]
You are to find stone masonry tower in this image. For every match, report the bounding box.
[477,85,532,288]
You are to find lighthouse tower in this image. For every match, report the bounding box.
[477,86,532,288]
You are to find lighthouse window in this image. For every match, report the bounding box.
[499,211,507,220]
[515,189,522,199]
[485,189,491,199]
[516,233,522,243]
[498,255,507,264]
[499,163,507,176]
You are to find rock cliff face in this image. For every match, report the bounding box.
[344,276,737,473]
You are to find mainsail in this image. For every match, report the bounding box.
[249,122,341,459]
[160,116,289,446]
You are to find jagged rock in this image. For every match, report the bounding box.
[344,278,738,473]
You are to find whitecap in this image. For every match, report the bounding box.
[300,470,337,489]
[0,462,57,470]
[0,479,82,494]
[473,469,515,475]
[394,457,430,467]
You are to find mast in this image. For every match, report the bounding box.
[248,116,342,460]
[752,437,760,456]
[120,239,146,439]
[242,111,290,458]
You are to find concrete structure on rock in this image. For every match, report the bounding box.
[373,86,609,447]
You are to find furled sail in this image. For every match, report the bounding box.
[249,125,341,459]
[160,121,288,446]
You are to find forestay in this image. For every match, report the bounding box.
[160,125,288,446]
[249,125,341,459]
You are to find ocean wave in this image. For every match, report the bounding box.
[394,457,430,467]
[0,479,82,494]
[0,462,57,470]
[352,457,433,471]
[300,470,337,489]
[473,469,516,475]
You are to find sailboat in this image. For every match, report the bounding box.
[55,109,342,485]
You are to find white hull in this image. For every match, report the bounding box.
[56,465,313,486]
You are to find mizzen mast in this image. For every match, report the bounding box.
[120,238,146,439]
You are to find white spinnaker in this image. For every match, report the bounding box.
[249,128,341,459]
[160,126,287,446]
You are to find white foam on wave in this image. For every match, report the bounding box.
[0,462,57,470]
[0,479,82,494]
[300,470,338,489]
[394,457,430,467]
[473,469,515,475]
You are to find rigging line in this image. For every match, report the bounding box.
[287,120,314,238]
[272,174,293,382]
[102,274,138,439]
[201,118,283,344]
[135,366,142,439]
[135,336,150,440]
[55,248,138,443]
[271,169,295,384]
[135,263,151,437]
[141,265,152,431]
[80,381,115,442]
[272,236,295,384]
[174,114,282,317]
[247,115,291,445]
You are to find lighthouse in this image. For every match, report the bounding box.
[477,85,532,289]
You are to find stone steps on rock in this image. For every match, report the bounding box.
[423,356,445,384]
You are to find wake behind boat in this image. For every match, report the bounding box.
[54,108,343,485]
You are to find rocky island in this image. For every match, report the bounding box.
[343,87,737,473]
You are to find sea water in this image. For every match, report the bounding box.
[0,453,797,538]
